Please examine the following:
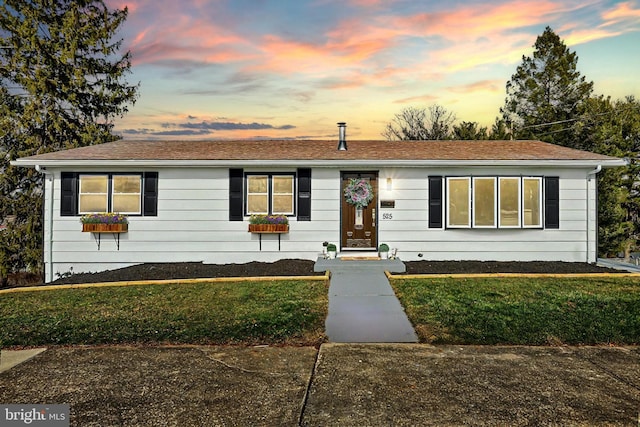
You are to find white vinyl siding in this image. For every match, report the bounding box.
[41,166,598,282]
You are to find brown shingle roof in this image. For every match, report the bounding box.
[14,139,620,163]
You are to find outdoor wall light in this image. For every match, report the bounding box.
[386,177,393,191]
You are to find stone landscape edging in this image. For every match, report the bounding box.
[385,271,640,279]
[0,273,331,295]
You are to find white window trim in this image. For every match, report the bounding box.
[245,173,296,216]
[522,177,543,228]
[78,174,108,214]
[271,176,295,215]
[78,173,143,215]
[472,177,497,228]
[246,175,269,215]
[444,176,545,230]
[446,177,471,228]
[498,177,522,228]
[111,175,142,215]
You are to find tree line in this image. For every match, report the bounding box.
[0,0,138,283]
[0,6,637,284]
[384,27,640,259]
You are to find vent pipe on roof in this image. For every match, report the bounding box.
[337,122,347,151]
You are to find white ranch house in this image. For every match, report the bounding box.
[13,136,624,282]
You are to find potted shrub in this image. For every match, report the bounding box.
[326,243,337,259]
[80,213,128,233]
[248,214,289,233]
[378,243,390,259]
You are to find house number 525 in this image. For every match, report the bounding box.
[382,213,393,220]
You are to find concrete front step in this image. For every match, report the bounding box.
[338,251,380,260]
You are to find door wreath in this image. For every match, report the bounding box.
[344,178,374,208]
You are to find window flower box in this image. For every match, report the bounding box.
[80,213,129,233]
[248,215,289,233]
[248,223,289,233]
[82,223,128,233]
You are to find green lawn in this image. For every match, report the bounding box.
[391,276,640,345]
[0,280,328,346]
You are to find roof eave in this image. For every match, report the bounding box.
[11,158,626,168]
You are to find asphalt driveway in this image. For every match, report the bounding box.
[1,344,639,426]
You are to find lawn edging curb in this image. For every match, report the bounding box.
[0,273,331,295]
[385,271,640,280]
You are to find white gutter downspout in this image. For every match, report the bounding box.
[586,165,602,263]
[35,165,54,282]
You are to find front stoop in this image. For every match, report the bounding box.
[314,257,406,274]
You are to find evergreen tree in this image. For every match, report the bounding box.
[502,26,593,147]
[488,118,512,140]
[452,121,488,140]
[0,0,138,279]
[573,96,640,257]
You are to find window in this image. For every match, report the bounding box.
[79,175,108,213]
[272,175,294,215]
[523,177,542,227]
[61,172,157,217]
[78,174,142,215]
[247,175,268,214]
[444,176,546,229]
[246,173,295,216]
[447,177,470,228]
[473,177,496,227]
[113,175,142,214]
[499,177,521,227]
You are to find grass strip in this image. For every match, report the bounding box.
[0,280,328,347]
[391,276,640,345]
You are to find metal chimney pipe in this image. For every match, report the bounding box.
[337,122,347,151]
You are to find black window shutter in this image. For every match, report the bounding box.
[428,176,443,228]
[60,172,78,216]
[143,172,158,216]
[544,176,560,229]
[229,168,244,221]
[297,168,311,221]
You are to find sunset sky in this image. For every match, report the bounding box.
[106,0,640,140]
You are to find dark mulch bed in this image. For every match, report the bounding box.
[4,259,625,288]
[48,259,323,285]
[401,260,624,275]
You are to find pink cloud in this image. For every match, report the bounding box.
[252,21,399,76]
[393,94,439,104]
[115,0,255,66]
[558,2,640,46]
[448,80,503,94]
[602,1,640,22]
[392,0,562,41]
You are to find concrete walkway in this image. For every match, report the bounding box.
[597,257,640,273]
[314,257,418,343]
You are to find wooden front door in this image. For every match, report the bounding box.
[341,172,378,250]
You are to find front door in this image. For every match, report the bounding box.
[341,172,378,250]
